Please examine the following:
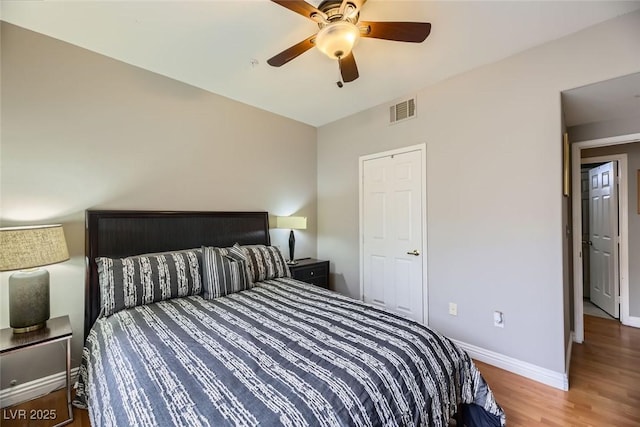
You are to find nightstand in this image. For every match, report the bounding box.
[289,258,330,289]
[0,315,74,426]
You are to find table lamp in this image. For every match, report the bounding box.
[0,225,69,333]
[276,216,307,265]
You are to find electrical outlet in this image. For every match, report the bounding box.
[448,303,457,316]
[493,311,504,328]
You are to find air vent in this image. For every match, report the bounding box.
[389,97,416,124]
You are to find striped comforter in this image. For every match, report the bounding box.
[75,279,505,427]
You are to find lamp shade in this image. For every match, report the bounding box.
[0,225,69,271]
[276,216,307,230]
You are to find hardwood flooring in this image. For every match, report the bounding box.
[477,315,640,426]
[1,314,638,426]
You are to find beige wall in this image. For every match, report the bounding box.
[569,115,640,142]
[317,11,640,374]
[0,22,317,389]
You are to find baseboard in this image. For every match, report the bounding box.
[0,368,79,408]
[565,331,574,377]
[451,339,569,391]
[623,315,640,328]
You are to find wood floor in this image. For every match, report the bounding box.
[478,315,640,426]
[1,314,638,426]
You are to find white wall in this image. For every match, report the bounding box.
[570,115,640,143]
[317,11,640,374]
[0,22,317,389]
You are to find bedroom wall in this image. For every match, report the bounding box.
[0,22,317,391]
[317,10,640,375]
[582,142,640,318]
[569,115,640,142]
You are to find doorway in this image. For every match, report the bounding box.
[359,144,428,324]
[581,160,620,320]
[571,134,640,343]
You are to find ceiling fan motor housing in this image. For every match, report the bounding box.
[318,0,359,23]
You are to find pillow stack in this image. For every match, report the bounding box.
[241,244,291,283]
[97,244,291,317]
[202,244,291,299]
[201,244,251,299]
[96,249,202,317]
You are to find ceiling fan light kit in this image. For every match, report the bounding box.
[315,21,360,60]
[268,0,431,84]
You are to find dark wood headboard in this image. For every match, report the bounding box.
[84,210,270,339]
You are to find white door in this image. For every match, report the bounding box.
[362,148,424,322]
[589,162,619,318]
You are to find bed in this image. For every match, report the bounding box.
[75,210,505,427]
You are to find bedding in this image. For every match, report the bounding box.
[96,248,202,316]
[75,278,505,427]
[202,245,252,299]
[242,244,291,282]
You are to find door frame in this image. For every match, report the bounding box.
[571,133,640,343]
[358,143,428,325]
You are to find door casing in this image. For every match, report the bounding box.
[359,143,428,325]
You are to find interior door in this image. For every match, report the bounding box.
[588,161,619,318]
[362,149,424,322]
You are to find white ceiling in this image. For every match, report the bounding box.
[2,1,639,127]
[562,72,640,127]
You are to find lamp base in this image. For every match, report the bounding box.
[12,323,46,334]
[287,260,298,265]
[288,230,296,265]
[9,268,50,334]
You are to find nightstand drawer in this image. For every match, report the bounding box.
[289,259,329,289]
[294,264,327,281]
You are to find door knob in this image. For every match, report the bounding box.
[407,250,420,256]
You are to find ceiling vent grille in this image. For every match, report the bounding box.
[389,97,416,124]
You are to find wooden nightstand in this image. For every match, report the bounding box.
[289,258,330,289]
[0,315,74,426]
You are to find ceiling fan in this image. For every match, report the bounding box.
[267,0,431,84]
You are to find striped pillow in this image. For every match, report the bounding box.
[97,249,202,317]
[202,244,251,299]
[242,245,291,283]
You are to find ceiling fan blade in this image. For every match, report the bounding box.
[271,0,327,22]
[359,21,431,43]
[339,52,359,83]
[267,35,316,67]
